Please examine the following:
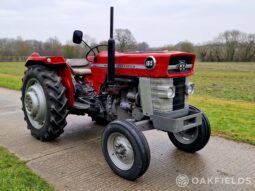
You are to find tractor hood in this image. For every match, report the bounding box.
[92,51,196,78]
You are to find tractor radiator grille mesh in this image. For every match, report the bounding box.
[150,78,187,113]
[150,78,173,113]
[173,77,186,110]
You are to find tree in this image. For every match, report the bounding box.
[63,42,85,58]
[175,41,194,53]
[44,37,63,56]
[98,41,108,51]
[63,44,76,58]
[136,42,149,52]
[220,30,241,61]
[241,34,255,61]
[114,29,137,52]
[195,30,255,62]
[16,37,29,57]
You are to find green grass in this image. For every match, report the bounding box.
[191,62,255,102]
[0,62,25,90]
[0,147,54,191]
[0,62,54,190]
[190,62,255,144]
[190,96,255,145]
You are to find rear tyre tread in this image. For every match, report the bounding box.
[21,65,68,141]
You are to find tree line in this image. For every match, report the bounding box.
[0,29,254,62]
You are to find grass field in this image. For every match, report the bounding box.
[190,96,255,145]
[192,62,255,144]
[0,147,54,191]
[191,62,255,102]
[0,62,25,90]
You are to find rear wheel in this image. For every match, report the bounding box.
[168,105,211,153]
[101,120,150,180]
[21,65,68,141]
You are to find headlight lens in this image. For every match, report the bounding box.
[186,83,195,95]
[46,57,51,63]
[167,87,175,98]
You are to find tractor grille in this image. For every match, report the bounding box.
[149,78,186,113]
[173,77,186,110]
[150,78,173,112]
[168,56,193,74]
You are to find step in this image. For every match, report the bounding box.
[73,101,90,110]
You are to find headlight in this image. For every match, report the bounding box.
[46,57,51,63]
[167,87,175,98]
[186,83,195,95]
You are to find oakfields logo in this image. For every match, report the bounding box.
[176,174,252,187]
[176,174,189,187]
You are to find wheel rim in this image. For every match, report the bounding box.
[24,78,47,129]
[173,127,199,144]
[107,132,134,170]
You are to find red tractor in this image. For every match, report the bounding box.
[21,7,210,180]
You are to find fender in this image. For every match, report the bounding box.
[25,52,74,107]
[25,52,66,66]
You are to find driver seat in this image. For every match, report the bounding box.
[66,59,92,75]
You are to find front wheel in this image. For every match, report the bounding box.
[101,120,150,180]
[168,105,211,153]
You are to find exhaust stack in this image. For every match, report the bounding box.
[107,6,115,84]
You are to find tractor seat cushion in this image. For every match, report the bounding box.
[66,59,92,75]
[66,59,89,67]
[71,68,92,75]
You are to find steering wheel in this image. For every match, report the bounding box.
[85,44,108,62]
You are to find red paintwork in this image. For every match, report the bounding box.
[25,51,196,108]
[57,66,74,107]
[25,53,74,107]
[26,52,66,66]
[91,51,196,92]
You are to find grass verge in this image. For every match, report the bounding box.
[0,147,54,191]
[0,62,24,90]
[190,95,255,145]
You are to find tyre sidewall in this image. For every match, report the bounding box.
[22,65,67,140]
[168,107,211,153]
[102,120,150,180]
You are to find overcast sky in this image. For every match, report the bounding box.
[0,0,254,47]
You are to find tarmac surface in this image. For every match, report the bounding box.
[0,87,254,191]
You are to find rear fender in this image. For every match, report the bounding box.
[25,52,74,107]
[25,52,66,66]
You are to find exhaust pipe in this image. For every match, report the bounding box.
[107,6,115,84]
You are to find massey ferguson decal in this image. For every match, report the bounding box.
[177,60,187,71]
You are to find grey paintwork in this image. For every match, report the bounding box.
[139,77,154,116]
[151,108,202,133]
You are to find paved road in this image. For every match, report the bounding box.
[0,87,254,191]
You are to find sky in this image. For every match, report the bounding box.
[0,0,255,47]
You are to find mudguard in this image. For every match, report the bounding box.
[25,52,74,107]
